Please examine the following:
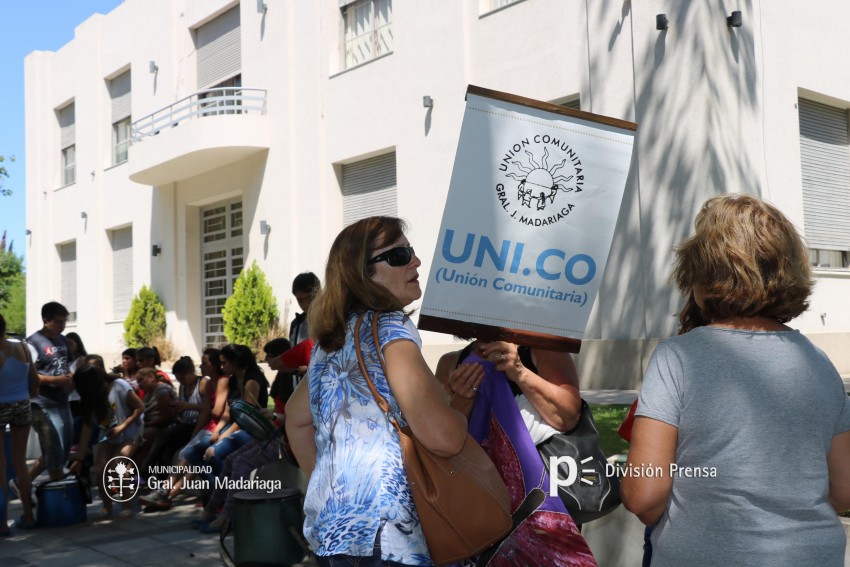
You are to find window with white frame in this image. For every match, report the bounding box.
[342,0,392,70]
[112,226,133,320]
[342,152,397,226]
[798,97,850,269]
[480,0,524,15]
[58,103,75,185]
[59,241,77,323]
[110,71,132,165]
[113,118,131,165]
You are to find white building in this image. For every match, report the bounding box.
[25,0,850,386]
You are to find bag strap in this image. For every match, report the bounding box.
[353,312,404,438]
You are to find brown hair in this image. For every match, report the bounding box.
[309,216,407,352]
[673,194,813,324]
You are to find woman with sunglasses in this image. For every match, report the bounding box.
[287,216,467,567]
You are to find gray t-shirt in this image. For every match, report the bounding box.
[637,326,850,567]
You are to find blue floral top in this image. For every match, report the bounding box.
[304,311,430,565]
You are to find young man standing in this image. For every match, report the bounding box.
[288,272,320,348]
[27,301,74,481]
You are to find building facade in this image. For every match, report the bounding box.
[25,0,850,387]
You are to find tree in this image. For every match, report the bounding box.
[123,285,167,348]
[222,261,279,352]
[0,231,25,334]
[0,155,14,197]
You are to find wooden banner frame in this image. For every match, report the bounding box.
[419,314,582,353]
[466,85,637,132]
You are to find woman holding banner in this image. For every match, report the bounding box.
[621,194,850,566]
[435,342,597,566]
[286,216,468,567]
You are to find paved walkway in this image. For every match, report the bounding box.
[0,494,315,567]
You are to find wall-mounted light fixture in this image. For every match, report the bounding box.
[80,211,88,219]
[656,14,669,30]
[257,0,268,13]
[259,220,271,235]
[26,229,32,236]
[152,244,162,257]
[149,60,159,74]
[726,10,742,28]
[423,95,434,108]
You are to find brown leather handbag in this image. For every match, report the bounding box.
[354,312,512,566]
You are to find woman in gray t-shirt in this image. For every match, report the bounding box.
[621,194,850,566]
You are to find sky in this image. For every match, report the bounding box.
[0,1,124,265]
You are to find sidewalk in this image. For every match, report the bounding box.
[0,494,315,567]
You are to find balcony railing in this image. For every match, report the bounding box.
[131,87,267,141]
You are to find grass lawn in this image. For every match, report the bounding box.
[589,403,631,458]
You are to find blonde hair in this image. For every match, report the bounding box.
[673,194,813,323]
[309,216,407,352]
[136,367,158,383]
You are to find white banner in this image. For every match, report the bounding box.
[420,87,636,345]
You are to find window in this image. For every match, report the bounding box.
[480,0,524,15]
[798,97,850,269]
[58,103,75,185]
[342,0,392,69]
[109,71,132,165]
[196,6,241,89]
[61,145,76,186]
[560,98,581,111]
[59,241,77,323]
[342,152,397,226]
[113,118,131,165]
[112,227,133,320]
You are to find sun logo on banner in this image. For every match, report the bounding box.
[496,137,585,227]
[103,456,140,503]
[507,147,576,211]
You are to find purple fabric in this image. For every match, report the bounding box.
[463,353,567,514]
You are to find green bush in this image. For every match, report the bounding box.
[222,261,279,352]
[123,285,167,348]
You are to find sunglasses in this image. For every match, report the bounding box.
[368,246,415,267]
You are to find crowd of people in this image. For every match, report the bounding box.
[1,196,849,565]
[0,271,321,531]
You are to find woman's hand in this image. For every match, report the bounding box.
[447,363,484,399]
[478,341,524,382]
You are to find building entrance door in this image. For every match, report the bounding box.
[200,199,244,348]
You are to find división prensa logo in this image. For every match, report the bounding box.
[495,134,585,227]
[103,456,141,503]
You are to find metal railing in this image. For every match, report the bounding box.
[131,87,267,141]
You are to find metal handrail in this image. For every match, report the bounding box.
[131,87,267,141]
